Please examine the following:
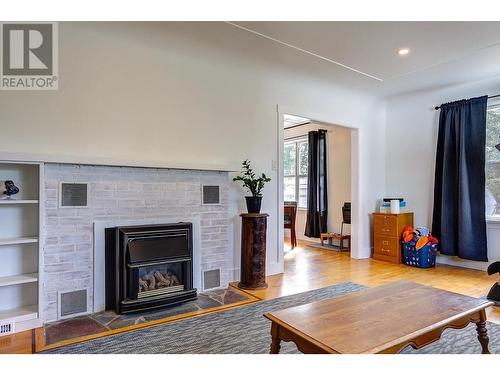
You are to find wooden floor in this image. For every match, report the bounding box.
[0,330,33,354]
[236,241,500,323]
[1,240,498,354]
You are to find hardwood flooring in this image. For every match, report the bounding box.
[0,330,33,354]
[234,241,500,323]
[1,240,498,353]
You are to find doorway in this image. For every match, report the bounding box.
[277,111,359,269]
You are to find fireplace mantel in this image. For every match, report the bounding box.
[0,151,238,173]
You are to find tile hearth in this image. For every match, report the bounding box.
[43,288,252,347]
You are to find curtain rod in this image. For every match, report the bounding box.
[434,94,500,110]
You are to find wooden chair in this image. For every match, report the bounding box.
[341,202,351,239]
[284,201,297,249]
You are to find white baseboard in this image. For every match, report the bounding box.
[436,255,488,271]
[267,261,284,276]
[285,235,320,244]
[228,268,240,282]
[349,247,372,260]
[228,262,283,283]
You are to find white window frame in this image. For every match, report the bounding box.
[486,99,500,220]
[284,137,308,209]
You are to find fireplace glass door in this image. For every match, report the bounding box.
[131,262,185,299]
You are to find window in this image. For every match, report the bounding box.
[486,103,500,216]
[284,138,308,208]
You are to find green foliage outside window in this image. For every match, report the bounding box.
[284,143,296,177]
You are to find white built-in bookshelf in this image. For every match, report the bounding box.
[0,161,43,335]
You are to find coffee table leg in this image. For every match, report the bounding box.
[476,310,490,354]
[270,322,281,354]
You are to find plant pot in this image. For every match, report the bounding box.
[245,196,262,213]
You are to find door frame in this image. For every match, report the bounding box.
[275,105,361,274]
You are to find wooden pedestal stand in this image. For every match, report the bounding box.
[238,213,269,290]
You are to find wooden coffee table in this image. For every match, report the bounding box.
[264,281,493,354]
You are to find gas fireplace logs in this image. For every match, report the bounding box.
[139,271,180,292]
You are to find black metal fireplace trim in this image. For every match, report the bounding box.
[105,222,197,314]
[127,257,192,268]
[120,289,197,314]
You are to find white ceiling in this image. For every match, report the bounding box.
[230,22,500,96]
[283,114,310,129]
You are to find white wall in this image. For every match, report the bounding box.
[385,77,500,270]
[0,22,386,279]
[284,123,351,243]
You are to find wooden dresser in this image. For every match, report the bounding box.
[372,212,414,264]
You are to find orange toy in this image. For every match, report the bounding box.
[403,233,414,242]
[416,236,429,250]
[403,225,414,233]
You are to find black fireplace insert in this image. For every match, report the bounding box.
[105,223,197,314]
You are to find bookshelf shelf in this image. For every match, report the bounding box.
[0,273,38,287]
[0,199,39,204]
[0,237,38,246]
[0,161,42,333]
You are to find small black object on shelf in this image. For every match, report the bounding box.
[3,180,19,198]
[382,197,404,202]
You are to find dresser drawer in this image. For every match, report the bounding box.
[373,215,398,237]
[373,235,400,258]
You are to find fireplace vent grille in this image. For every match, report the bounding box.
[58,288,89,319]
[60,182,88,207]
[202,185,220,205]
[202,268,221,291]
[0,322,13,337]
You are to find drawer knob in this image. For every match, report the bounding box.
[382,240,389,245]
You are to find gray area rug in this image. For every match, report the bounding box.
[45,282,498,354]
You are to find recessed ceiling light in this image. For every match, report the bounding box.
[398,48,410,56]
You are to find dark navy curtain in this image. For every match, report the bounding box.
[305,129,328,238]
[432,96,488,261]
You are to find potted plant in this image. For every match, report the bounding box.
[233,160,271,213]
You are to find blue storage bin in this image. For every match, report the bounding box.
[402,242,437,268]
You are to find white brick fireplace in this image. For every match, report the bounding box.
[42,163,230,322]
